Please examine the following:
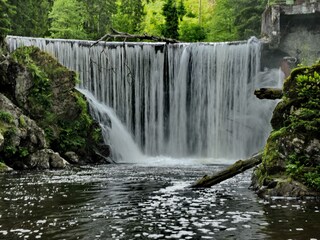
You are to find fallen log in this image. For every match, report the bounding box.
[190,153,262,188]
[254,88,283,100]
[91,28,180,47]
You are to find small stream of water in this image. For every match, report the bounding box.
[0,163,318,240]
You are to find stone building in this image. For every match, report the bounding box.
[262,0,320,67]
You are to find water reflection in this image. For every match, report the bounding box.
[0,164,318,239]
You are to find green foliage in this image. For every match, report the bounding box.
[283,64,320,136]
[8,0,52,37]
[79,0,116,39]
[57,93,93,152]
[0,111,14,124]
[179,21,206,42]
[288,108,320,133]
[162,0,181,39]
[261,64,320,192]
[49,0,88,39]
[286,154,320,191]
[18,147,29,158]
[2,126,19,157]
[0,0,14,37]
[141,0,165,36]
[3,145,17,155]
[12,46,53,116]
[296,70,320,107]
[285,154,304,178]
[233,0,267,40]
[112,0,145,34]
[304,171,320,191]
[205,0,267,41]
[5,0,269,42]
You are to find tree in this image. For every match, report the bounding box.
[0,0,14,39]
[234,0,267,40]
[7,0,53,37]
[141,0,165,36]
[205,0,267,42]
[49,0,88,39]
[161,0,179,39]
[79,0,116,39]
[205,0,238,41]
[179,21,206,42]
[112,0,145,33]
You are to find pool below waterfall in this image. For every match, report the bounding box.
[0,162,319,240]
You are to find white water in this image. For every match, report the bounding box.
[77,88,143,163]
[7,36,280,162]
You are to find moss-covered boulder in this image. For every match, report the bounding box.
[0,46,110,167]
[0,93,47,169]
[252,63,320,198]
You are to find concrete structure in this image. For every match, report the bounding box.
[261,0,320,67]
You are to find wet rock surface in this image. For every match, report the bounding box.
[0,43,111,170]
[252,63,320,197]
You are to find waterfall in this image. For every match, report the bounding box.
[7,36,278,160]
[76,88,143,163]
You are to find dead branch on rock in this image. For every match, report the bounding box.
[190,153,262,188]
[90,28,180,47]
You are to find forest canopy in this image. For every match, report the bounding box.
[2,0,269,42]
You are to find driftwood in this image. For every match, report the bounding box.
[190,153,262,188]
[254,88,283,100]
[91,28,180,47]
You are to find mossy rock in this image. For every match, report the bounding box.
[253,63,320,197]
[3,46,109,163]
[0,162,13,172]
[283,63,320,106]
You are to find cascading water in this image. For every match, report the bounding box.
[76,88,144,163]
[7,36,279,161]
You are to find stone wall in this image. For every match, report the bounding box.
[261,1,320,68]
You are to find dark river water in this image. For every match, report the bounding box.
[0,161,319,240]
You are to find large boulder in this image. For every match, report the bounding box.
[252,63,320,198]
[1,46,111,165]
[26,149,69,169]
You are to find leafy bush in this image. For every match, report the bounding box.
[304,171,320,191]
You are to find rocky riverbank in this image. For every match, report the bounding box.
[0,43,111,171]
[252,63,320,198]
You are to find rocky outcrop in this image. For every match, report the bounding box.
[0,44,111,170]
[27,149,69,169]
[0,93,69,169]
[252,63,320,198]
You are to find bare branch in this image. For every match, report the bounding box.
[90,28,180,47]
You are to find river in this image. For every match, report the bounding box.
[0,161,319,240]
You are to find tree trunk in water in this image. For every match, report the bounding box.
[190,153,262,188]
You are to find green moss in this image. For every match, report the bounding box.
[0,111,14,124]
[19,115,26,128]
[260,63,320,193]
[0,111,13,134]
[9,46,105,160]
[57,92,95,153]
[12,47,53,117]
[0,162,9,171]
